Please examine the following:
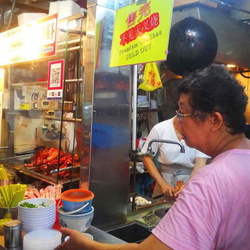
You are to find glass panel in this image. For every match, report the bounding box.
[0,13,86,185]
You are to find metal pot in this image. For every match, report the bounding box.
[166,17,218,76]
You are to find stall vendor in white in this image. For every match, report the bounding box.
[141,115,209,198]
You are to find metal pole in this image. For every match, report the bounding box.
[131,64,138,211]
[132,64,138,151]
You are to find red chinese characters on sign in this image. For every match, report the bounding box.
[120,12,159,46]
[126,2,151,28]
[126,11,137,28]
[137,2,151,22]
[121,1,159,46]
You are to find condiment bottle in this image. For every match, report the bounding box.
[4,220,22,248]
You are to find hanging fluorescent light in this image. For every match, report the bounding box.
[226,64,236,68]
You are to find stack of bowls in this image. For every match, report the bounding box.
[23,229,62,250]
[58,189,94,232]
[18,198,56,233]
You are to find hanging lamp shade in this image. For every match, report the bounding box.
[166,17,218,76]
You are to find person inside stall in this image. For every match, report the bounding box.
[157,77,181,121]
[140,82,209,199]
[55,64,250,249]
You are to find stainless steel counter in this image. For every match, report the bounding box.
[86,226,127,244]
[59,202,173,245]
[95,202,173,244]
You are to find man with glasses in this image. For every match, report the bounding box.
[56,64,250,249]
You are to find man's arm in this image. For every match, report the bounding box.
[190,157,207,178]
[143,155,175,197]
[175,157,207,197]
[55,228,173,250]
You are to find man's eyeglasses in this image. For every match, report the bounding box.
[175,110,207,121]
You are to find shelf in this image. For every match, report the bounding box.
[11,81,47,87]
[44,116,81,122]
[1,153,81,185]
[93,104,129,110]
[12,164,80,185]
[137,108,158,112]
[11,78,83,87]
[3,109,82,122]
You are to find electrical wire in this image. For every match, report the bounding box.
[6,0,16,31]
[238,67,250,79]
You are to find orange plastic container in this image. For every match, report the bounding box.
[61,189,94,214]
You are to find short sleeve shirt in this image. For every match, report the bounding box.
[141,117,209,168]
[152,149,250,249]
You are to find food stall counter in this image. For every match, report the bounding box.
[87,225,127,244]
[0,225,126,249]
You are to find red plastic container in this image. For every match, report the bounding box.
[60,189,94,214]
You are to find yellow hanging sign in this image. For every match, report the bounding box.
[139,62,163,91]
[110,0,173,67]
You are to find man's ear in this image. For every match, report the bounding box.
[210,112,224,131]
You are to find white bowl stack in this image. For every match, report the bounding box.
[58,206,94,233]
[18,198,56,233]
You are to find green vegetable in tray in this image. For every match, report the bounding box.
[20,201,48,208]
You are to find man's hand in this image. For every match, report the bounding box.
[160,182,176,197]
[174,181,184,198]
[55,227,93,250]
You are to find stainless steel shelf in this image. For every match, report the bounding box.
[13,164,80,185]
[44,115,82,122]
[11,78,83,87]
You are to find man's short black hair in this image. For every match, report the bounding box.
[178,64,248,134]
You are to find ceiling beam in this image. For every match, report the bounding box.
[3,0,49,13]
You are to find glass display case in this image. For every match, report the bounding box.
[0,12,86,185]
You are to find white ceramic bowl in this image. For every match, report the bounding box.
[21,218,55,227]
[19,214,55,222]
[18,210,55,218]
[22,221,55,233]
[58,206,94,232]
[19,212,55,221]
[23,229,61,250]
[18,198,56,209]
[18,198,56,233]
[65,232,93,241]
[18,208,55,216]
[20,216,55,232]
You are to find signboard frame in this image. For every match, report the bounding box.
[110,0,173,67]
[47,59,64,100]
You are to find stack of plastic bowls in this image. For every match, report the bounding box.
[23,229,62,250]
[18,198,56,233]
[58,189,94,232]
